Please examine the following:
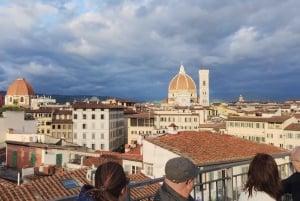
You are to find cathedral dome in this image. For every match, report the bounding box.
[168,65,196,91]
[6,78,35,96]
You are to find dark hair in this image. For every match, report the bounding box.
[244,153,282,201]
[88,162,129,201]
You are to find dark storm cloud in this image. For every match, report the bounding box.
[0,0,300,102]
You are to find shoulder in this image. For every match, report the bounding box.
[238,191,248,201]
[77,184,94,201]
[238,191,275,201]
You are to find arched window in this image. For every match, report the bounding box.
[20,97,24,102]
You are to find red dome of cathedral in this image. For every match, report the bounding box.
[168,65,196,91]
[6,78,35,96]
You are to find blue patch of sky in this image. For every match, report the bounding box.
[0,0,9,6]
[38,14,59,28]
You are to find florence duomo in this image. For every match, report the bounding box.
[165,64,209,107]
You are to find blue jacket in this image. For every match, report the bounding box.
[77,184,94,201]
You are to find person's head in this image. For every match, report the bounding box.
[291,146,300,172]
[244,153,282,200]
[164,156,199,198]
[90,162,129,201]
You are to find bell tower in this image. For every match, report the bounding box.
[199,69,209,106]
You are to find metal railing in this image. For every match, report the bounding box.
[127,161,294,201]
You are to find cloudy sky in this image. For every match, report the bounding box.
[0,0,299,102]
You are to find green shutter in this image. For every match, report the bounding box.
[56,154,62,167]
[12,151,17,168]
[30,153,36,167]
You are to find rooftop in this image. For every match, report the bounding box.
[146,131,288,166]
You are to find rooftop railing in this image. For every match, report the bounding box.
[127,159,293,201]
[53,158,294,201]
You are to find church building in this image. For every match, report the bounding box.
[167,64,209,107]
[5,78,35,108]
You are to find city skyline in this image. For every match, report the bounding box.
[0,1,300,102]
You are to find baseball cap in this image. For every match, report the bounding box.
[165,156,199,183]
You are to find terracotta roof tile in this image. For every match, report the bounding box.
[72,101,124,109]
[128,173,161,201]
[284,123,300,131]
[0,168,90,201]
[227,115,291,123]
[146,131,288,166]
[6,78,35,96]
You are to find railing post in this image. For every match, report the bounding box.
[226,167,233,201]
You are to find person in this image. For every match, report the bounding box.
[154,156,199,201]
[238,153,282,201]
[282,146,300,201]
[77,162,129,201]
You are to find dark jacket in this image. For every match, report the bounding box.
[154,183,195,201]
[282,172,300,201]
[77,184,94,201]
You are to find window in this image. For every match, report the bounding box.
[92,133,95,139]
[83,133,86,139]
[74,114,77,119]
[91,144,95,150]
[145,164,153,176]
[92,114,95,119]
[83,114,87,119]
[60,179,79,190]
[101,114,104,119]
[82,124,86,129]
[100,144,105,150]
[132,166,141,174]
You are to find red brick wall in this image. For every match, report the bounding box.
[6,144,43,170]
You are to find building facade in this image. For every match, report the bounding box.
[72,101,125,151]
[225,115,299,149]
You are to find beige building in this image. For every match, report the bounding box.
[154,107,208,131]
[225,115,299,149]
[51,109,73,142]
[126,112,155,145]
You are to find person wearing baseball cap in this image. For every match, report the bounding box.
[154,156,199,201]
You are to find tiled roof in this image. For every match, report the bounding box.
[128,173,161,201]
[72,101,124,109]
[0,168,90,201]
[146,131,288,166]
[83,154,122,167]
[122,145,143,161]
[227,115,291,123]
[284,123,300,131]
[84,146,143,167]
[293,113,300,119]
[6,78,35,96]
[0,178,16,188]
[0,169,158,201]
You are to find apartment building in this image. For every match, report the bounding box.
[225,115,299,149]
[154,107,208,131]
[52,109,73,142]
[72,101,125,151]
[125,112,155,145]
